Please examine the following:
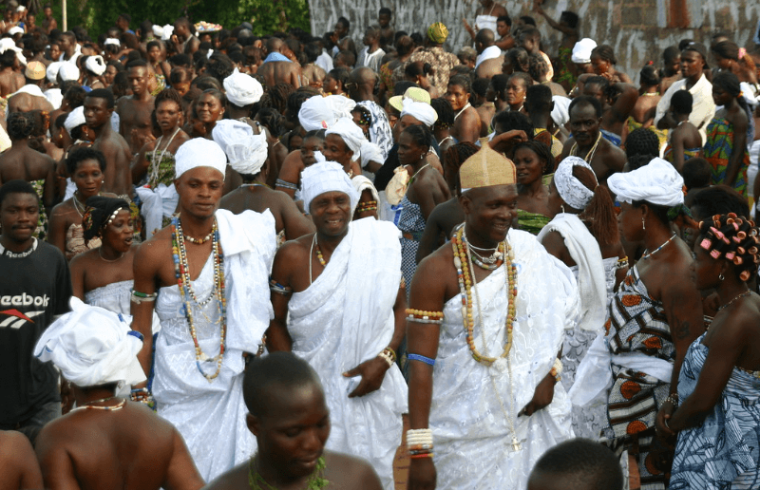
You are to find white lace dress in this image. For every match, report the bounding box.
[561,257,618,439]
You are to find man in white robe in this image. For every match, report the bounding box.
[406,144,579,490]
[267,161,408,490]
[130,138,276,482]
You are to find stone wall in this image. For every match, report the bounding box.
[307,0,760,82]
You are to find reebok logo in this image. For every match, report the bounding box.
[0,293,50,308]
[0,309,44,329]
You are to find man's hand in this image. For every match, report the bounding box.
[655,401,676,444]
[343,356,389,398]
[408,457,436,490]
[489,130,528,154]
[519,373,555,417]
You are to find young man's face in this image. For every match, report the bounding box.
[379,13,390,28]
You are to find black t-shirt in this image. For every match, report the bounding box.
[0,239,71,425]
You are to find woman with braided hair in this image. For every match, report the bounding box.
[658,213,760,489]
[704,71,752,196]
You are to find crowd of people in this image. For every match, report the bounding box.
[2,0,760,489]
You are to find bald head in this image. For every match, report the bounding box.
[475,29,495,47]
[243,352,323,418]
[528,438,623,490]
[267,37,285,54]
[352,66,376,84]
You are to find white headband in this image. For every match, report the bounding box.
[608,158,685,207]
[34,298,146,388]
[175,138,227,180]
[555,156,596,210]
[301,161,360,214]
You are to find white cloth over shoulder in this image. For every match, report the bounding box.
[431,229,578,490]
[152,208,276,482]
[537,213,606,332]
[288,218,407,490]
[134,184,178,237]
[35,297,146,389]
[475,45,501,69]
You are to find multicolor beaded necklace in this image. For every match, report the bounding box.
[248,456,328,490]
[171,217,228,381]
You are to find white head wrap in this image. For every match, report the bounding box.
[34,297,146,388]
[46,61,62,84]
[400,98,438,127]
[551,95,571,128]
[212,120,268,176]
[161,25,174,41]
[607,157,684,207]
[352,175,380,203]
[325,117,366,162]
[223,70,263,108]
[64,106,85,132]
[104,38,121,47]
[301,161,360,214]
[7,26,23,37]
[85,55,106,76]
[175,138,228,180]
[298,96,335,131]
[324,94,356,120]
[360,140,384,169]
[16,6,26,12]
[571,38,597,64]
[554,156,596,210]
[152,25,164,38]
[58,62,80,82]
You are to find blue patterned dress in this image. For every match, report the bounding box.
[670,332,760,489]
[398,194,425,300]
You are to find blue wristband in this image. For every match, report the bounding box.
[408,353,436,366]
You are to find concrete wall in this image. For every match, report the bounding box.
[308,0,760,82]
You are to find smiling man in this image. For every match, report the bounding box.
[267,161,408,490]
[130,138,277,482]
[204,352,384,490]
[0,180,71,445]
[406,144,578,490]
[560,95,626,184]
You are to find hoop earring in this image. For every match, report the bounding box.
[719,273,725,281]
[642,217,646,231]
[420,154,424,160]
[561,205,566,214]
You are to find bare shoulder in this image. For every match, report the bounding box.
[324,452,383,490]
[134,227,172,267]
[202,463,247,490]
[0,430,34,457]
[275,234,312,262]
[49,199,75,219]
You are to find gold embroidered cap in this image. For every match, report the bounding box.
[459,139,517,191]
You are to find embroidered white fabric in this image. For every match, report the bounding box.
[554,156,595,209]
[288,218,408,490]
[431,229,578,490]
[134,184,178,238]
[153,209,276,482]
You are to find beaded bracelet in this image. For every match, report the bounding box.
[407,428,433,453]
[406,309,445,324]
[131,290,158,304]
[549,358,563,382]
[616,256,629,270]
[269,279,293,295]
[665,393,679,406]
[275,179,298,191]
[356,200,378,213]
[130,387,153,404]
[378,347,396,367]
[410,453,434,459]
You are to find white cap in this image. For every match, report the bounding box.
[175,138,228,180]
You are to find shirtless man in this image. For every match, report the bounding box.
[560,95,626,184]
[204,352,383,490]
[41,4,57,35]
[378,7,394,50]
[117,59,155,154]
[0,430,43,490]
[171,17,200,56]
[84,89,133,197]
[258,38,302,89]
[0,51,23,97]
[33,300,204,490]
[302,43,326,90]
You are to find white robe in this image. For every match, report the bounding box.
[288,218,408,490]
[431,229,578,490]
[152,209,276,482]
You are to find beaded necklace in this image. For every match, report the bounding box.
[171,217,227,381]
[569,131,602,163]
[717,290,751,312]
[451,225,522,451]
[248,456,328,490]
[69,397,126,413]
[641,234,676,260]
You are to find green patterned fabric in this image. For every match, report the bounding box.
[516,208,551,235]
